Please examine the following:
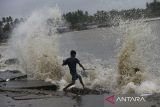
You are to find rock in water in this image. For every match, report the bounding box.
[0,80,58,90]
[0,70,27,82]
[5,58,19,65]
[66,87,109,95]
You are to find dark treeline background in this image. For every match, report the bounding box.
[63,0,160,29]
[0,0,160,43]
[0,17,24,43]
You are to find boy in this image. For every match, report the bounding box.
[62,50,85,91]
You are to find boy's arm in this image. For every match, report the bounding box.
[78,62,85,71]
[62,59,67,66]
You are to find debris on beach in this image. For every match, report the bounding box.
[4,58,19,65]
[0,70,27,82]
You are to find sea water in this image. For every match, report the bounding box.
[0,7,160,95]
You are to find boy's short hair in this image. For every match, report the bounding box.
[70,50,76,57]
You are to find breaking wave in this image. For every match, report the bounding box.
[117,19,160,94]
[7,7,63,81]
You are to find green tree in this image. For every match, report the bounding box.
[94,10,110,24]
[3,22,11,32]
[2,17,6,23]
[146,0,160,17]
[0,21,2,27]
[0,21,3,34]
[64,10,90,29]
[9,16,13,22]
[14,18,20,24]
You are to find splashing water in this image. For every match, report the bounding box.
[7,7,63,81]
[2,7,160,94]
[117,19,160,94]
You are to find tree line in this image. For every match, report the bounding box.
[63,0,160,30]
[0,16,24,43]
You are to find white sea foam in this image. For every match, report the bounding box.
[117,19,160,94]
[7,7,63,80]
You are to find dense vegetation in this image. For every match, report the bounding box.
[0,0,160,43]
[0,16,24,43]
[64,0,160,29]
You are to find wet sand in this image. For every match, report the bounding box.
[0,89,104,107]
[0,88,160,107]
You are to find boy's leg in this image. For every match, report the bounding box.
[78,75,85,89]
[63,80,75,91]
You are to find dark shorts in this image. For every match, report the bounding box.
[71,74,80,81]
